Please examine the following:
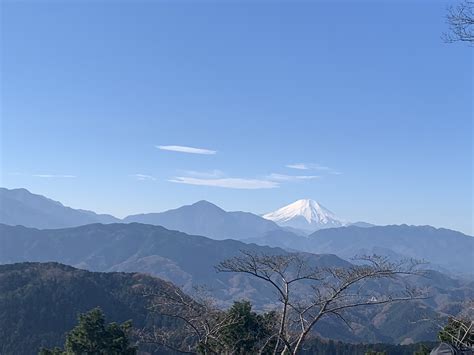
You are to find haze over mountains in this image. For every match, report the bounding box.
[0,188,371,236]
[0,223,343,308]
[123,200,282,240]
[0,187,284,240]
[2,222,473,345]
[1,187,473,275]
[1,186,473,347]
[307,225,474,274]
[0,187,119,229]
[244,225,474,276]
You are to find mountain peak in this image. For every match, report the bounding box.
[0,187,119,229]
[290,199,326,221]
[190,200,223,210]
[263,199,346,231]
[192,200,215,205]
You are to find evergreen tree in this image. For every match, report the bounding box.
[215,300,277,354]
[413,344,431,355]
[39,308,136,355]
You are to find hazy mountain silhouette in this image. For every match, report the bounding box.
[240,225,474,275]
[0,187,119,229]
[1,188,472,275]
[124,200,286,240]
[308,225,474,275]
[1,188,292,240]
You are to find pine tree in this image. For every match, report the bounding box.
[39,308,136,355]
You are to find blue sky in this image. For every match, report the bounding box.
[1,1,472,234]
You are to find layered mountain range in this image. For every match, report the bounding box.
[1,223,472,345]
[0,187,282,240]
[0,187,472,275]
[124,199,282,240]
[1,187,473,345]
[0,188,360,234]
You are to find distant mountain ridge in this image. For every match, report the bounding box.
[1,188,472,275]
[308,225,474,275]
[123,200,284,240]
[0,188,292,240]
[241,223,474,275]
[0,222,350,308]
[0,187,119,229]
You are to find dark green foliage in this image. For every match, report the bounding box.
[39,348,64,355]
[0,262,180,354]
[40,308,136,354]
[213,301,277,354]
[413,344,431,355]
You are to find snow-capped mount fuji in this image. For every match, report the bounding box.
[263,199,347,232]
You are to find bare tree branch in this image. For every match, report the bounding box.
[444,0,474,44]
[216,251,428,355]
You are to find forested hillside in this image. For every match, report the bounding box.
[0,262,441,355]
[0,262,179,354]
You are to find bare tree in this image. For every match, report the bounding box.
[444,0,474,44]
[137,285,277,354]
[136,286,235,354]
[216,251,428,355]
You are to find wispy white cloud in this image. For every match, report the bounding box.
[179,169,225,178]
[169,176,279,189]
[168,167,320,189]
[286,163,330,171]
[286,163,341,175]
[131,174,156,181]
[267,173,320,181]
[32,174,76,178]
[156,145,217,155]
[286,163,312,170]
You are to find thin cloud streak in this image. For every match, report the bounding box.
[32,174,76,178]
[286,163,341,175]
[169,176,279,189]
[267,173,320,181]
[131,174,156,181]
[286,163,311,170]
[179,169,225,178]
[286,163,330,170]
[156,145,216,155]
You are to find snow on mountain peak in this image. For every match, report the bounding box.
[263,199,346,231]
